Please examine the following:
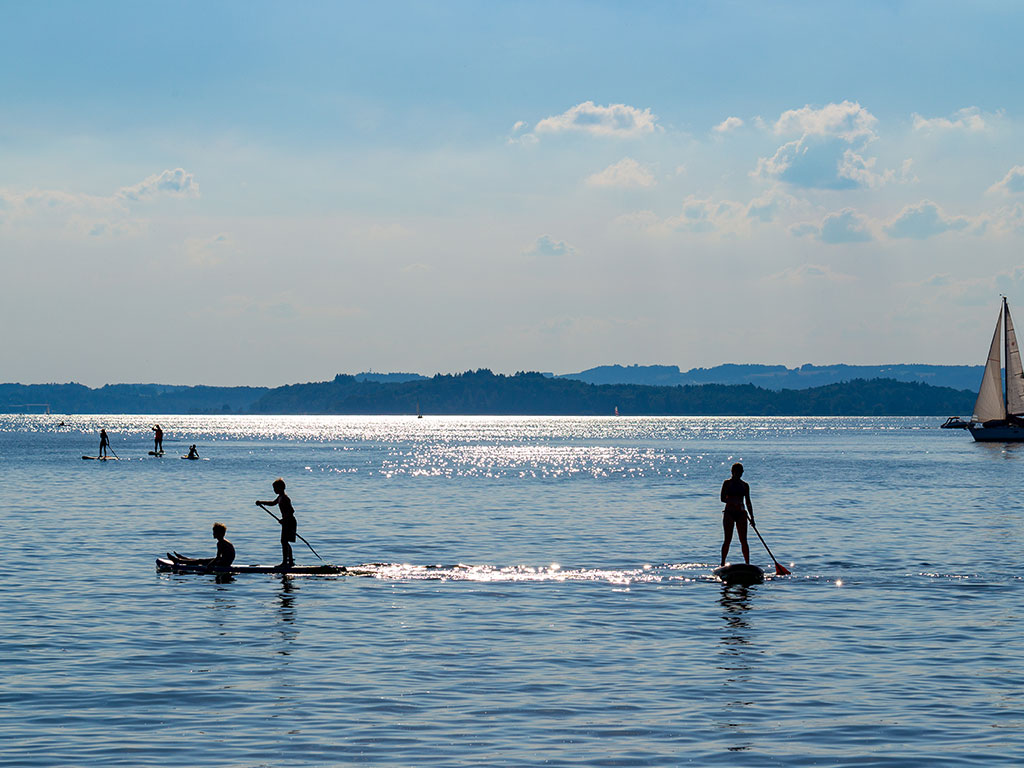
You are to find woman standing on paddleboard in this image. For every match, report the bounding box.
[720,462,754,566]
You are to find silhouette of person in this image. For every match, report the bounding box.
[257,478,296,568]
[170,522,235,570]
[99,428,110,458]
[720,462,754,566]
[186,444,199,459]
[152,424,163,454]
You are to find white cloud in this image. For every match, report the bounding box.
[912,106,989,133]
[883,200,972,239]
[773,100,878,141]
[117,168,199,201]
[820,209,872,243]
[988,165,1024,196]
[713,116,744,133]
[585,157,655,189]
[524,235,577,257]
[791,209,872,244]
[756,102,892,190]
[667,196,745,234]
[534,101,658,138]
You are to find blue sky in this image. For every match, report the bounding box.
[3,1,1024,385]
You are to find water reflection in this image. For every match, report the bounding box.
[277,576,299,654]
[716,584,757,754]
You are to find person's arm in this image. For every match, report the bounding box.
[256,497,280,507]
[720,480,729,504]
[745,485,754,522]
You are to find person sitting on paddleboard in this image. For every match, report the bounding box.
[170,522,235,570]
[186,444,199,459]
[720,462,753,566]
[99,428,110,458]
[152,424,163,454]
[257,478,296,568]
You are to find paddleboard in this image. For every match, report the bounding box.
[155,557,354,575]
[82,456,121,461]
[148,451,164,456]
[180,455,207,460]
[713,563,765,585]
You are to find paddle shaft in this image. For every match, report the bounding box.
[257,502,325,562]
[749,516,790,575]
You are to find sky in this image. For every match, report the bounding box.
[3,1,1024,386]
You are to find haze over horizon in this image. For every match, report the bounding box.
[3,2,1023,387]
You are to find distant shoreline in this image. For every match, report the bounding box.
[0,371,975,417]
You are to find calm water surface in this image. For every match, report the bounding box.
[1,416,1021,766]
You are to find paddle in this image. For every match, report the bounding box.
[749,516,791,576]
[256,502,325,562]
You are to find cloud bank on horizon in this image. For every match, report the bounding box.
[1,2,1023,386]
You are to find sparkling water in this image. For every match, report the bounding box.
[1,415,1021,766]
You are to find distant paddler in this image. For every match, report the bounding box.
[186,444,199,459]
[98,428,111,458]
[168,522,236,571]
[152,424,164,454]
[720,462,753,566]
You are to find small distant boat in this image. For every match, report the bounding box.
[614,406,620,416]
[417,401,423,419]
[940,416,971,429]
[967,297,1024,442]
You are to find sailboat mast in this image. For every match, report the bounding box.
[1004,296,1010,414]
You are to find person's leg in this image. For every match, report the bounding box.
[736,516,750,564]
[721,517,734,566]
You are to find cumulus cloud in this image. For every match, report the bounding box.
[821,209,873,243]
[713,116,744,133]
[585,157,655,189]
[791,209,872,244]
[912,106,989,133]
[988,165,1024,196]
[0,168,200,238]
[117,168,199,201]
[533,101,658,138]
[524,235,577,257]
[773,100,877,141]
[756,102,891,190]
[667,196,745,234]
[883,200,972,239]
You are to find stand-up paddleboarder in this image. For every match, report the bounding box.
[720,462,753,565]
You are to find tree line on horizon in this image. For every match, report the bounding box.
[0,370,975,416]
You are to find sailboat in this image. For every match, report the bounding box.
[967,297,1024,442]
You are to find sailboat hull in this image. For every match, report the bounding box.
[967,424,1024,442]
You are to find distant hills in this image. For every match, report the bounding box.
[0,369,975,416]
[557,363,983,391]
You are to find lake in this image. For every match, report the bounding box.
[1,415,1020,766]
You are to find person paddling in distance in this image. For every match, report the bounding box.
[720,462,754,566]
[152,424,163,454]
[98,428,110,458]
[186,444,199,459]
[257,478,296,569]
[169,522,235,570]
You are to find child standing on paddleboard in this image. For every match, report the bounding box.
[257,478,296,568]
[720,462,754,566]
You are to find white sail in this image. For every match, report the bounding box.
[973,308,1005,422]
[1005,302,1024,416]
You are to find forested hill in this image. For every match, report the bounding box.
[1,371,975,416]
[249,370,972,416]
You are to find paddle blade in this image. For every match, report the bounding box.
[774,562,792,576]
